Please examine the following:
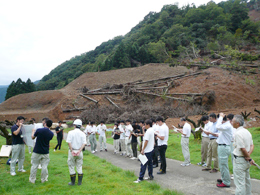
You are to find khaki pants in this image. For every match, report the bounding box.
[233,157,251,195]
[125,137,132,156]
[206,139,218,169]
[230,142,234,165]
[181,137,190,164]
[201,137,209,163]
[10,144,25,173]
[67,150,83,175]
[218,145,231,186]
[120,139,126,154]
[29,153,50,183]
[89,134,97,152]
[99,135,107,150]
[86,134,90,146]
[113,139,120,153]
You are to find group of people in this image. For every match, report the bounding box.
[177,113,255,194]
[9,116,86,186]
[9,113,256,194]
[84,121,108,153]
[10,116,54,184]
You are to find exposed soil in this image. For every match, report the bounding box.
[249,10,260,22]
[0,64,259,127]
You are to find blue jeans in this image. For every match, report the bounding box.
[139,150,153,180]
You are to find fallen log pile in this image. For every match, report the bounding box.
[62,71,215,112]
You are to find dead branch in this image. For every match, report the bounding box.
[254,108,260,115]
[241,111,251,120]
[79,94,99,103]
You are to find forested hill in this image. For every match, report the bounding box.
[37,0,260,91]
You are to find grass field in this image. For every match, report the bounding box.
[106,126,260,180]
[0,135,181,195]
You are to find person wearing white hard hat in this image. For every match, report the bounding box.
[66,119,86,186]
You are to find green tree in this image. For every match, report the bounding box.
[230,0,249,32]
[147,40,169,62]
[112,42,131,69]
[5,78,36,100]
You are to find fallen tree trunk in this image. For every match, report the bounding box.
[0,124,12,145]
[134,73,187,85]
[87,88,103,93]
[80,94,99,103]
[136,72,202,87]
[166,93,203,96]
[105,96,120,109]
[134,91,189,101]
[135,86,168,90]
[62,108,87,112]
[84,91,121,95]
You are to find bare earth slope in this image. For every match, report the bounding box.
[0,64,259,126]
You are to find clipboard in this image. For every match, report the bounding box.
[138,154,148,165]
[195,127,201,132]
[172,125,178,133]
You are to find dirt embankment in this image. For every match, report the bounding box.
[0,64,259,126]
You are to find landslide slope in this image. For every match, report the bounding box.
[0,64,188,121]
[0,64,259,125]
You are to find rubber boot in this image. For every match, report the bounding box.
[78,173,83,185]
[68,174,76,185]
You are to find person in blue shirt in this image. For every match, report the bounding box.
[10,116,26,176]
[29,119,54,184]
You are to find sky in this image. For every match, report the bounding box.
[0,0,223,85]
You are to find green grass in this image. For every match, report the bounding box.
[0,136,181,195]
[106,127,260,180]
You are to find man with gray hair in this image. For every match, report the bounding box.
[66,119,86,185]
[232,115,255,195]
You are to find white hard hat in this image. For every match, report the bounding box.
[73,119,82,126]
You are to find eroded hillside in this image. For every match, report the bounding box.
[0,64,259,126]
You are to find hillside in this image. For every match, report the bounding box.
[36,0,260,91]
[0,64,259,128]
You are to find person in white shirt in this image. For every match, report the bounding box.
[88,122,98,153]
[197,116,212,167]
[226,114,235,164]
[202,113,220,173]
[156,116,169,174]
[177,118,191,166]
[66,119,86,186]
[84,122,91,147]
[232,115,255,195]
[119,120,126,156]
[134,119,154,183]
[97,121,107,152]
[125,119,133,157]
[216,113,233,188]
[152,119,159,168]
